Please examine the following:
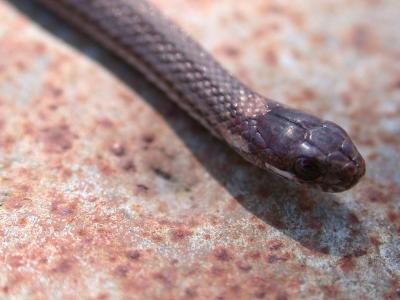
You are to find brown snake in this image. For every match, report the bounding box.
[38,0,365,192]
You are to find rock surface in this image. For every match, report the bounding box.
[0,0,399,299]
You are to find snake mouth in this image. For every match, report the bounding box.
[318,157,366,193]
[264,162,296,181]
[263,153,366,193]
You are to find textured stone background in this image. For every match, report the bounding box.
[0,0,399,299]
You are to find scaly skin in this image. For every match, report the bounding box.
[39,0,366,192]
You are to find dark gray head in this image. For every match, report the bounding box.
[253,106,365,192]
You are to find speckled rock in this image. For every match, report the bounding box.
[0,0,399,299]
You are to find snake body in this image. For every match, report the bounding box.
[39,0,365,192]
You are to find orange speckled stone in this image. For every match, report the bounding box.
[0,0,399,299]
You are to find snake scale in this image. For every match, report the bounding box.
[38,0,365,192]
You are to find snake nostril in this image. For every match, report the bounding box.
[343,162,357,177]
[340,161,365,188]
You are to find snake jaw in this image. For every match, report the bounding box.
[263,162,296,181]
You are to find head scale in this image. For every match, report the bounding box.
[252,106,365,192]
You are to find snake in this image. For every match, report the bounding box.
[38,0,365,192]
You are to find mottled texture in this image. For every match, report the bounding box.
[0,0,399,299]
[38,0,365,192]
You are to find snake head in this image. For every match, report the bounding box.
[291,121,366,192]
[254,106,365,192]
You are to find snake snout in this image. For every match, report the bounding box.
[330,156,365,192]
[344,158,365,183]
[320,135,365,192]
[338,135,366,189]
[303,121,365,192]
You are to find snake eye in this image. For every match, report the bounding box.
[294,157,322,181]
